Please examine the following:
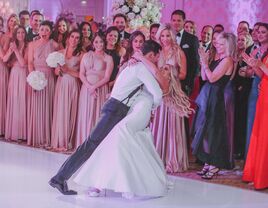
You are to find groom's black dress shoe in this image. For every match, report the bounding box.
[49,178,77,195]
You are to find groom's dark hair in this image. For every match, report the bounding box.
[141,40,162,56]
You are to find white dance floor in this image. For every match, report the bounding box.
[1,141,268,208]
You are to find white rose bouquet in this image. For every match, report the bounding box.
[46,51,65,68]
[27,71,48,91]
[112,0,164,30]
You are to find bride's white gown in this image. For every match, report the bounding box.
[73,91,168,197]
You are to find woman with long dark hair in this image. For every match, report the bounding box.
[0,14,19,135]
[4,26,28,141]
[75,32,113,147]
[121,30,145,66]
[27,21,59,147]
[51,29,84,151]
[52,17,70,49]
[79,21,93,52]
[104,26,125,89]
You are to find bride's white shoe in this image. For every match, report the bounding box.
[122,192,135,199]
[88,188,101,197]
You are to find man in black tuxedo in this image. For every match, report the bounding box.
[170,10,199,96]
[113,13,131,48]
[200,25,213,52]
[170,10,200,150]
[245,22,261,54]
[26,11,43,42]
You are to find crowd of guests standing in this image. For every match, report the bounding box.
[0,8,268,190]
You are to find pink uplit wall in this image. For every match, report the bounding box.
[160,0,268,38]
[28,0,268,35]
[29,0,105,22]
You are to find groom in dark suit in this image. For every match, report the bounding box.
[170,10,200,96]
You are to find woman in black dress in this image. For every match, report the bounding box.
[104,26,125,90]
[191,32,236,179]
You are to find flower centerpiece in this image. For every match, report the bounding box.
[112,0,164,30]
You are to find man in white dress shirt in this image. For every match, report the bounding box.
[49,40,165,195]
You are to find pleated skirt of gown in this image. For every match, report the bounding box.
[5,64,28,141]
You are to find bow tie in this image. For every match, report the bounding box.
[203,44,207,47]
[177,32,181,37]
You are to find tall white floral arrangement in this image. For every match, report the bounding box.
[112,0,164,30]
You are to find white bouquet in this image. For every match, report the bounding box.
[112,0,164,30]
[27,71,48,91]
[46,51,65,68]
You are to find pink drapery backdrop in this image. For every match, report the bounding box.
[29,0,268,37]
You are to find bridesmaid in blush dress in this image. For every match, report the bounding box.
[0,14,17,135]
[51,29,83,151]
[27,21,59,147]
[151,24,190,173]
[0,32,10,136]
[75,32,113,147]
[4,26,28,141]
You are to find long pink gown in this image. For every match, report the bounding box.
[75,51,109,147]
[151,50,189,173]
[51,51,81,151]
[0,36,10,136]
[27,40,56,147]
[0,59,8,136]
[5,60,28,141]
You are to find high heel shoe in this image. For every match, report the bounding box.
[201,167,220,180]
[196,164,210,176]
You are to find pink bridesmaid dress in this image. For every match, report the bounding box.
[5,59,28,141]
[151,51,189,173]
[0,58,8,136]
[75,51,109,147]
[51,51,81,151]
[27,40,56,147]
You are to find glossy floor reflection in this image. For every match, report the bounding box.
[1,141,268,208]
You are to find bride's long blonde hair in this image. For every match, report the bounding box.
[161,64,194,117]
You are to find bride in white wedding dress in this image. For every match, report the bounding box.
[74,88,169,197]
[73,44,193,198]
[73,65,192,199]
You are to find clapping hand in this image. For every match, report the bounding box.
[242,52,261,68]
[10,42,18,52]
[198,47,209,67]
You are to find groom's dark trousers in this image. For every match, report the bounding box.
[52,98,130,182]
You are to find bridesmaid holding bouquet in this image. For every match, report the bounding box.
[27,21,58,147]
[51,29,83,151]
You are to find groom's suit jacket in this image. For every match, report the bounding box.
[178,30,200,95]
